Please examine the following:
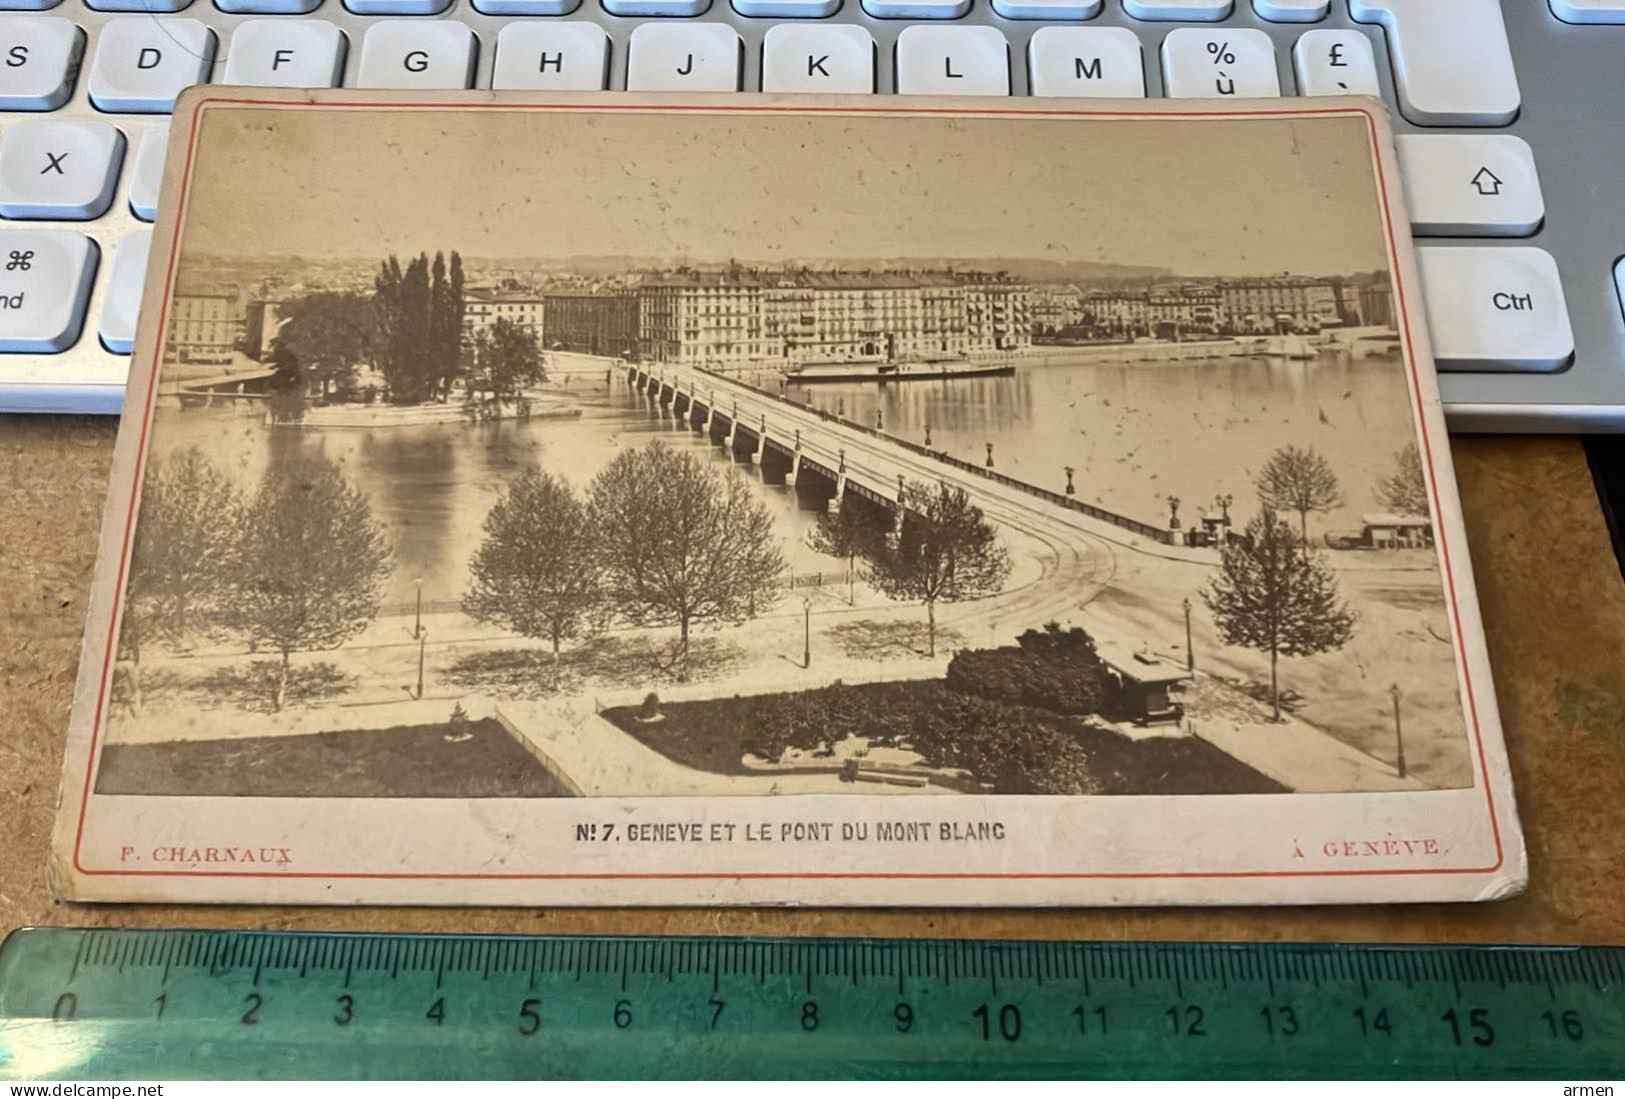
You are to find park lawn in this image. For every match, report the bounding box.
[95,719,575,798]
[602,680,1286,796]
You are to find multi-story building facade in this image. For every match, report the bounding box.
[168,290,246,365]
[541,290,640,358]
[1216,276,1340,330]
[640,268,1030,367]
[1357,275,1395,327]
[1029,284,1085,334]
[1085,290,1152,331]
[1147,285,1223,330]
[463,288,546,341]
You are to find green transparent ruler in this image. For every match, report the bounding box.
[2,929,1622,1079]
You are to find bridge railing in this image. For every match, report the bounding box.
[691,366,1174,545]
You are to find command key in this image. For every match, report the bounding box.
[0,229,97,353]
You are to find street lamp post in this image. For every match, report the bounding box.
[1390,683,1407,778]
[1182,596,1194,672]
[1167,495,1182,529]
[923,421,932,448]
[1065,465,1076,496]
[985,442,995,468]
[803,597,813,669]
[416,630,428,701]
[413,577,424,640]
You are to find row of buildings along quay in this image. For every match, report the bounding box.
[165,264,1396,369]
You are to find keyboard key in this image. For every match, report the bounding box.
[1028,27,1143,98]
[1417,247,1573,372]
[1397,134,1544,237]
[88,18,214,113]
[0,119,123,219]
[129,126,165,221]
[345,0,449,13]
[1161,28,1279,99]
[1293,30,1380,97]
[85,0,191,12]
[99,229,148,354]
[216,0,321,14]
[896,26,1007,96]
[1349,0,1520,126]
[1551,0,1625,23]
[627,24,739,92]
[224,20,346,88]
[735,0,840,16]
[0,228,95,352]
[357,21,476,88]
[1254,0,1326,18]
[991,0,1101,19]
[0,0,63,11]
[761,24,873,93]
[862,0,969,20]
[473,0,579,12]
[491,23,607,90]
[1123,0,1230,20]
[603,0,710,16]
[0,16,82,110]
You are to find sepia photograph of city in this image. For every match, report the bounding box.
[93,106,1468,803]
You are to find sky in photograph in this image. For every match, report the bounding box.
[177,103,1392,277]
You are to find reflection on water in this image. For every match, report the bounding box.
[159,384,848,605]
[155,349,1416,605]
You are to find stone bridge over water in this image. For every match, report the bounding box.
[626,361,1175,547]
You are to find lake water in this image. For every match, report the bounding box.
[747,348,1418,536]
[156,349,1418,605]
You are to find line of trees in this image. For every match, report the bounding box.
[465,441,786,682]
[271,251,490,407]
[469,453,1014,680]
[120,447,394,713]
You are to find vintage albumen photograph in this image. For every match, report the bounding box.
[94,104,1468,805]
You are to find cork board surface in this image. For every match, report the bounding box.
[3,415,1623,942]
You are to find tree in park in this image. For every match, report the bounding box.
[273,291,378,400]
[805,497,889,605]
[865,480,1011,658]
[465,316,544,418]
[1255,444,1344,556]
[225,453,393,712]
[119,447,240,713]
[464,469,599,682]
[1374,441,1430,516]
[1202,510,1356,722]
[589,441,785,680]
[373,251,463,404]
[427,251,466,401]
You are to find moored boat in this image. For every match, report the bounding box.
[782,357,1017,383]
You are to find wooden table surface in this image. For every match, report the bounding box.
[4,415,1624,945]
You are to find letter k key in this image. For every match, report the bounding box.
[807,53,829,77]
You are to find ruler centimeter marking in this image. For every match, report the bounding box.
[1,929,1623,1080]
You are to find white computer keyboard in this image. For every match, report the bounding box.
[0,0,1618,429]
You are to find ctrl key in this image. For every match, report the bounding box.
[1416,247,1574,372]
[0,230,96,353]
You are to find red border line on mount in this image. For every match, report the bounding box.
[73,96,1504,883]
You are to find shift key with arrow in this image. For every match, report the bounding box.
[1395,133,1545,237]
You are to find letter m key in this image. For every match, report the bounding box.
[1074,56,1101,80]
